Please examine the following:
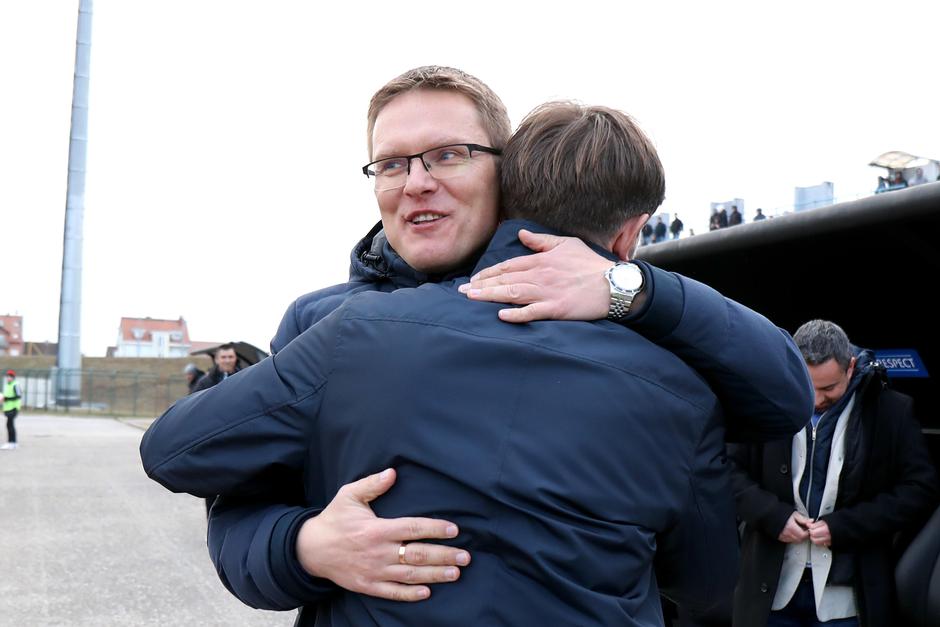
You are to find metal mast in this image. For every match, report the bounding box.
[55,0,93,406]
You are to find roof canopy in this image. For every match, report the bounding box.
[869,150,935,170]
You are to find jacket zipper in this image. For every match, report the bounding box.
[805,420,819,564]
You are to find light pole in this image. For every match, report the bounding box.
[55,0,93,407]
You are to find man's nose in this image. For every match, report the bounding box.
[402,157,437,194]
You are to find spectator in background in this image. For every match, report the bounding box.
[709,208,721,231]
[669,214,684,240]
[909,168,928,186]
[183,363,206,395]
[729,205,743,226]
[191,344,241,515]
[876,172,907,193]
[1,369,22,450]
[192,344,239,393]
[729,320,938,627]
[890,171,907,190]
[641,221,653,246]
[718,207,729,228]
[653,215,667,242]
[754,208,767,221]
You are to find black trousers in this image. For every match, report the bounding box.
[5,409,17,443]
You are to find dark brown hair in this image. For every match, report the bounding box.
[500,102,665,244]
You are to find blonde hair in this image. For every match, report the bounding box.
[366,66,510,159]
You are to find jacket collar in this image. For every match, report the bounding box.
[348,221,472,289]
[815,348,878,423]
[472,219,617,276]
[348,219,614,289]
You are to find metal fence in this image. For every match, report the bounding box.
[15,368,188,417]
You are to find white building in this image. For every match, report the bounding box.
[113,317,191,358]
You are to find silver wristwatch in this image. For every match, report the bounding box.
[604,262,644,321]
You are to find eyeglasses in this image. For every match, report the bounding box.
[362,143,501,191]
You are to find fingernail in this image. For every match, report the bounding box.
[445,567,458,580]
[379,468,392,480]
[470,273,481,282]
[467,289,481,297]
[446,525,458,537]
[456,551,470,566]
[417,587,430,599]
[458,283,470,293]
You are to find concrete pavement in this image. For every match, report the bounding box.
[0,413,295,626]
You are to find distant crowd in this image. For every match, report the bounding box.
[876,167,939,194]
[639,205,767,246]
[641,163,940,248]
[708,204,765,232]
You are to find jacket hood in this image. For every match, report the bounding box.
[850,347,886,394]
[821,347,880,421]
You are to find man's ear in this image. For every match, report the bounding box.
[611,213,651,261]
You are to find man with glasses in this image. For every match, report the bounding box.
[143,67,811,622]
[364,143,501,188]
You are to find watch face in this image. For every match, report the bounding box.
[611,263,643,292]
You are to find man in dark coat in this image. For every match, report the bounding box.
[191,344,239,393]
[653,216,667,242]
[669,214,684,239]
[709,209,721,231]
[183,363,206,395]
[728,205,743,226]
[142,102,809,626]
[143,67,811,623]
[729,320,938,627]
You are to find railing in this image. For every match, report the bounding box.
[15,368,187,417]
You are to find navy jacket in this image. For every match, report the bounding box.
[142,224,811,615]
[269,221,472,355]
[205,219,811,618]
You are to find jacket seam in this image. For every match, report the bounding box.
[346,314,713,414]
[146,382,326,478]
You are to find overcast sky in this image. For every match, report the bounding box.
[2,1,937,357]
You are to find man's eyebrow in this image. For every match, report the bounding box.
[372,139,467,161]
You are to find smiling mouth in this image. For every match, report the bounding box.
[409,212,446,225]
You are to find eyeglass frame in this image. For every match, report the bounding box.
[361,143,502,189]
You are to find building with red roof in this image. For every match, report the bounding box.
[0,315,24,356]
[113,316,192,358]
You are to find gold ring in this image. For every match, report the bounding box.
[398,542,408,565]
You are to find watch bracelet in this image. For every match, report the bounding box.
[607,292,634,320]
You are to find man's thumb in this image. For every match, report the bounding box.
[518,229,564,253]
[346,468,397,504]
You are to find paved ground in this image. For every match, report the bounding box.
[0,413,296,626]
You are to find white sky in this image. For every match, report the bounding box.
[2,1,937,357]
